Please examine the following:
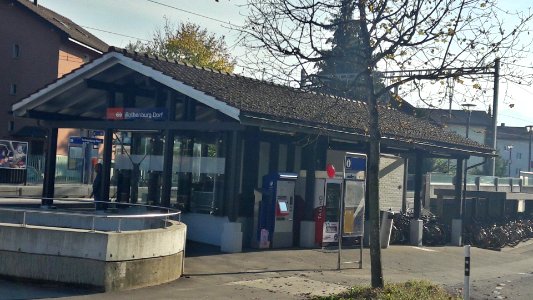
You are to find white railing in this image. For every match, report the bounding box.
[0,196,181,232]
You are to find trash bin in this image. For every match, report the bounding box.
[380,210,394,249]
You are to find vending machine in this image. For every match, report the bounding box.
[295,171,343,247]
[318,177,343,246]
[257,172,298,248]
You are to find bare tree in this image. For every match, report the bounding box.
[242,0,533,288]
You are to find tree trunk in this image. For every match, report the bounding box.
[357,1,384,288]
[367,95,384,288]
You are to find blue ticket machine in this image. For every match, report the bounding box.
[258,172,298,248]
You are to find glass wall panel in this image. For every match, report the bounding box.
[113,132,164,204]
[172,133,225,214]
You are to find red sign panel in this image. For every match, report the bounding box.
[106,107,124,120]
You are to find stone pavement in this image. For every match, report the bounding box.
[2,241,533,300]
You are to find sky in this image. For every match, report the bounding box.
[37,0,533,128]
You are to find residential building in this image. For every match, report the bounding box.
[0,0,108,158]
[420,108,493,173]
[497,124,532,177]
[421,108,533,177]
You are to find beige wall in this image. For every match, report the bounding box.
[58,44,91,78]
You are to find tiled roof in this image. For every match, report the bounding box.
[421,108,492,127]
[15,0,109,52]
[498,126,529,141]
[113,47,491,153]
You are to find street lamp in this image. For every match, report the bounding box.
[462,103,477,139]
[526,125,533,172]
[506,145,514,177]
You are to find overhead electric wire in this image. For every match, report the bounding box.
[81,25,151,42]
[145,0,242,28]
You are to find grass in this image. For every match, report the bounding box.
[312,280,460,300]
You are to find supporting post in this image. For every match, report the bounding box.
[489,58,500,176]
[130,134,141,204]
[302,139,317,222]
[241,128,260,219]
[462,156,470,232]
[413,153,423,219]
[161,131,175,207]
[402,157,408,212]
[286,144,295,172]
[225,131,242,222]
[268,141,279,173]
[102,129,113,203]
[161,93,176,207]
[526,125,533,172]
[452,157,465,246]
[42,127,58,207]
[101,91,115,205]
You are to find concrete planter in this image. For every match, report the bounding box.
[0,220,186,291]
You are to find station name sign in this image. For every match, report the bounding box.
[69,136,103,144]
[106,107,167,121]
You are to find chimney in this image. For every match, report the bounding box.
[501,123,505,127]
[33,0,37,5]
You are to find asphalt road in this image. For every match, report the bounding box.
[2,241,533,300]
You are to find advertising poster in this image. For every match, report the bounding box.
[322,221,339,242]
[0,140,28,169]
[343,153,367,237]
[343,180,366,237]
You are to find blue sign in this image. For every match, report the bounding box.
[69,136,103,145]
[92,130,104,137]
[345,156,366,172]
[344,153,367,180]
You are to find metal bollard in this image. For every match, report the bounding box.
[464,245,471,300]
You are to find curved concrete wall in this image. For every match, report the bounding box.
[0,220,186,291]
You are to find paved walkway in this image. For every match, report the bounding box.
[2,242,533,300]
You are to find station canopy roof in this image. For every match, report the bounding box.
[12,47,494,157]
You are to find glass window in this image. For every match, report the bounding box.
[9,84,17,95]
[12,44,20,58]
[67,145,83,170]
[173,134,225,214]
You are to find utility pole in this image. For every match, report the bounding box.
[527,125,533,172]
[489,58,500,176]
